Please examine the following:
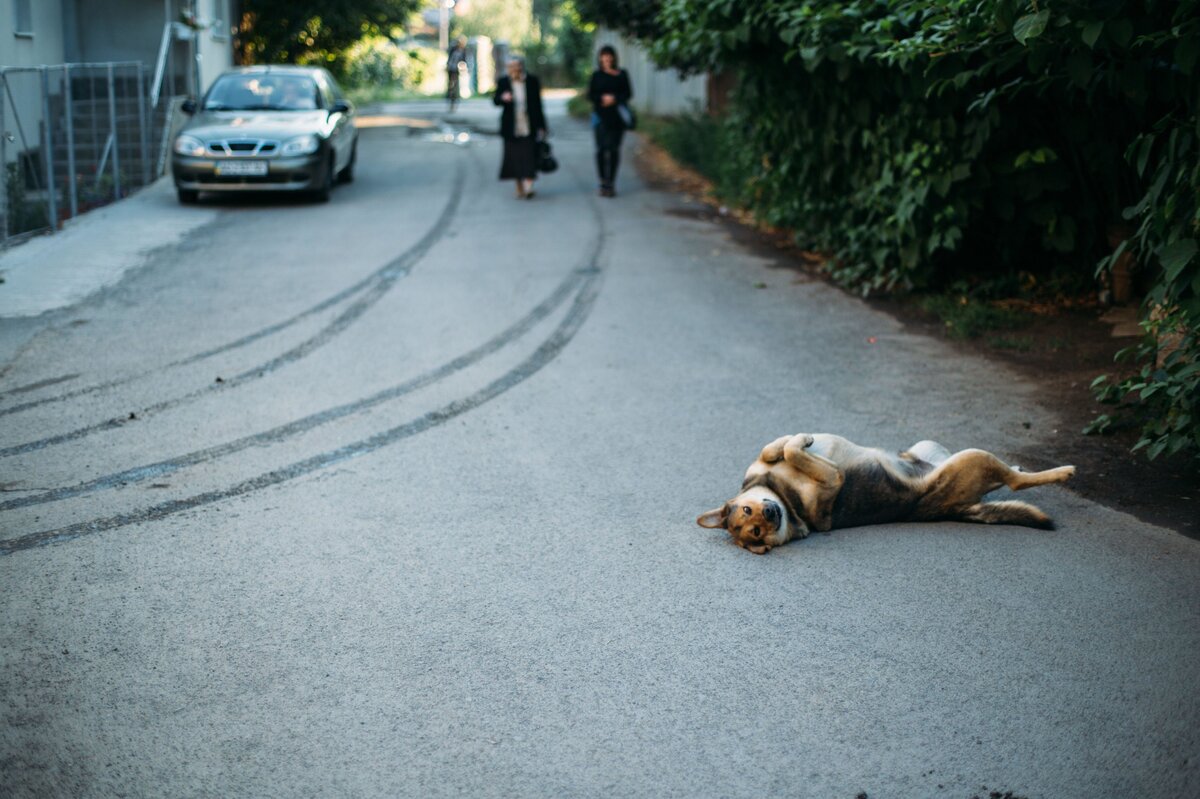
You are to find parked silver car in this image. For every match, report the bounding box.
[171,66,357,203]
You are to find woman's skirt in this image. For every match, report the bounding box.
[500,136,537,180]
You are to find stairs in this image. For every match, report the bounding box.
[45,70,186,214]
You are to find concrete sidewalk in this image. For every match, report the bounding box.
[0,178,219,320]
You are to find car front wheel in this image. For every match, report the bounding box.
[312,154,335,203]
[177,188,199,204]
[338,141,357,183]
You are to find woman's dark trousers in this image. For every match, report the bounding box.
[594,123,624,189]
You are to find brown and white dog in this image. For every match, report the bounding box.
[698,434,1075,554]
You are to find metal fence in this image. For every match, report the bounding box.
[0,61,178,248]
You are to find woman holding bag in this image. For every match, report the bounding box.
[587,45,633,197]
[494,55,547,200]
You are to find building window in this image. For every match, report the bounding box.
[13,0,33,37]
[210,0,227,41]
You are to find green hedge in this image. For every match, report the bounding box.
[635,0,1198,462]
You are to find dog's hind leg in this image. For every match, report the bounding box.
[918,449,1075,515]
[961,500,1055,530]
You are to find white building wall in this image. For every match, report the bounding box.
[0,0,69,167]
[593,26,706,116]
[195,0,233,93]
[0,0,68,67]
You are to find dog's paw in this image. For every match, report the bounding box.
[791,433,815,449]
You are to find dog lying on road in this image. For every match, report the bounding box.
[697,434,1075,554]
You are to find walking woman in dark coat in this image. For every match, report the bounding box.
[587,45,633,197]
[494,55,547,199]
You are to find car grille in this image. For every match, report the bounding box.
[207,139,279,156]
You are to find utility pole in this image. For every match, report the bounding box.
[438,1,449,51]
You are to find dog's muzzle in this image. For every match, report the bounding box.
[762,499,782,526]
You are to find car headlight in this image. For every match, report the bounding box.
[173,135,206,157]
[281,134,320,156]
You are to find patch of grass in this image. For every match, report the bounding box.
[566,90,591,119]
[988,335,1034,351]
[1046,336,1071,352]
[919,294,1029,340]
[639,112,743,201]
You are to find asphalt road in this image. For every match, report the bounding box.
[2,99,1198,798]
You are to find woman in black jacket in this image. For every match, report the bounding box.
[587,45,633,197]
[494,55,547,199]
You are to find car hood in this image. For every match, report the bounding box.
[182,110,337,141]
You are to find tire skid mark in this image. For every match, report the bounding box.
[0,243,605,556]
[0,374,81,399]
[0,260,593,512]
[0,163,468,458]
[0,158,469,421]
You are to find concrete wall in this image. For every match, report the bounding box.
[71,0,232,94]
[592,26,706,117]
[71,0,164,65]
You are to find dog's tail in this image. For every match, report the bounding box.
[960,500,1055,530]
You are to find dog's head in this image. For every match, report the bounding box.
[697,486,795,554]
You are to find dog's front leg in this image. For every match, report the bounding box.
[759,435,795,464]
[782,434,841,487]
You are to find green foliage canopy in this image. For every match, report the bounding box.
[575,0,663,39]
[239,0,422,72]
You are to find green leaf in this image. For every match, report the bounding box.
[1067,51,1093,88]
[1081,20,1104,48]
[1107,18,1134,48]
[1159,239,1198,283]
[1176,37,1199,76]
[1013,10,1050,46]
[1134,135,1154,177]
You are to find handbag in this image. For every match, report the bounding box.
[618,103,637,130]
[537,140,558,173]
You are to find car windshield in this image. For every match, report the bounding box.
[203,74,321,111]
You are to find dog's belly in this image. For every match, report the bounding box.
[830,458,932,528]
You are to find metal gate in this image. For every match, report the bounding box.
[0,61,178,248]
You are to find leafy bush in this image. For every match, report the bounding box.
[342,35,431,91]
[617,0,1199,462]
[5,162,49,236]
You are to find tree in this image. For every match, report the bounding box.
[238,0,422,72]
[574,0,662,39]
[454,0,535,46]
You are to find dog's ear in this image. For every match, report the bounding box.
[696,504,729,529]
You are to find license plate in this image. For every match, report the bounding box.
[215,160,268,177]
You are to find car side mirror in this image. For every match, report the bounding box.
[331,99,352,115]
[181,98,197,115]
